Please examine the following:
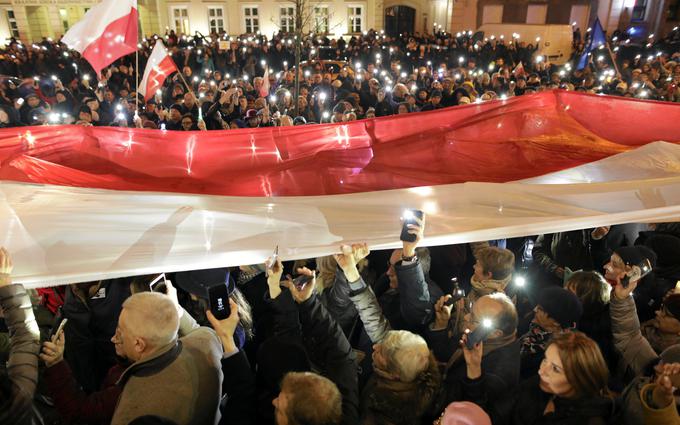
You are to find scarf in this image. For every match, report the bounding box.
[520,322,552,355]
[469,275,512,304]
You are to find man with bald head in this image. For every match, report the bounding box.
[110,282,223,425]
[443,292,521,405]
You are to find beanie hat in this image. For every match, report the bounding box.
[78,104,92,115]
[441,402,491,425]
[663,294,680,321]
[169,103,183,113]
[537,287,583,329]
[615,245,658,268]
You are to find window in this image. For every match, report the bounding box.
[347,6,363,33]
[526,4,547,24]
[482,5,503,24]
[6,9,19,38]
[208,7,225,33]
[632,0,647,21]
[313,6,329,34]
[172,7,190,34]
[59,9,69,31]
[243,6,259,34]
[280,6,294,33]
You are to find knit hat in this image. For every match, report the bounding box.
[245,109,258,119]
[169,103,183,113]
[431,90,443,98]
[441,402,491,425]
[537,287,583,329]
[615,245,657,268]
[663,294,680,321]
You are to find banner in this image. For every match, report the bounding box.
[1,90,680,286]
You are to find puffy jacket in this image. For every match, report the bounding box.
[0,284,40,425]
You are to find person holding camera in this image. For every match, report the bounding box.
[0,247,40,425]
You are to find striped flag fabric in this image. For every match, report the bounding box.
[61,0,138,76]
[139,41,178,101]
[1,90,679,287]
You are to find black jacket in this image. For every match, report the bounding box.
[467,375,616,425]
[448,339,521,405]
[219,351,256,425]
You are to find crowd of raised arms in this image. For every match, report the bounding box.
[2,218,680,425]
[0,26,679,130]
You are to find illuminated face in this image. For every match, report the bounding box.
[654,306,680,335]
[111,309,140,362]
[181,117,194,131]
[603,253,626,285]
[538,345,573,396]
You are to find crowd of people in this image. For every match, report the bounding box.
[2,216,680,424]
[0,26,679,130]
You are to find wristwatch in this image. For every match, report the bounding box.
[401,254,417,263]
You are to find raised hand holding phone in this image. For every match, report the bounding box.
[283,267,316,303]
[206,298,239,354]
[400,210,425,257]
[266,252,284,299]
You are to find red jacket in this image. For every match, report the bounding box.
[43,360,124,425]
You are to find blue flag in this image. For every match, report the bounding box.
[577,18,607,70]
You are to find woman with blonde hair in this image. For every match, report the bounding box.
[464,331,616,424]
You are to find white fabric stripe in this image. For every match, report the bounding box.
[2,141,680,288]
[61,0,137,53]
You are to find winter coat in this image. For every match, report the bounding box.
[43,360,124,425]
[578,301,618,372]
[219,351,256,425]
[110,310,223,425]
[0,284,40,425]
[610,293,658,377]
[640,383,680,425]
[320,267,360,337]
[532,231,609,288]
[62,279,130,393]
[467,375,616,425]
[448,338,521,404]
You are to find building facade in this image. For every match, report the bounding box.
[0,0,677,44]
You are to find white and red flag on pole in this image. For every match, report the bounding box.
[61,0,138,76]
[513,61,525,78]
[139,42,178,101]
[260,66,270,98]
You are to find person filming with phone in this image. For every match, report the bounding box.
[107,280,224,425]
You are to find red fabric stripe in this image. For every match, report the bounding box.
[81,8,138,75]
[0,90,679,197]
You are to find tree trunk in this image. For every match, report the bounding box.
[293,0,303,117]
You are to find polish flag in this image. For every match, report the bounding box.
[139,42,178,101]
[61,0,138,76]
[1,91,680,286]
[260,66,270,98]
[513,61,525,78]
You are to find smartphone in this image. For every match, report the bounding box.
[621,258,653,288]
[465,321,494,349]
[208,280,231,320]
[444,277,465,306]
[51,318,68,338]
[149,273,167,293]
[293,274,312,290]
[270,245,279,267]
[400,209,424,243]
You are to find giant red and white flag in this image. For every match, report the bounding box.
[139,41,178,101]
[61,0,138,76]
[1,91,680,287]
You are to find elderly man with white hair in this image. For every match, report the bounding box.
[110,282,223,425]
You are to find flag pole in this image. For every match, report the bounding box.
[135,14,140,118]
